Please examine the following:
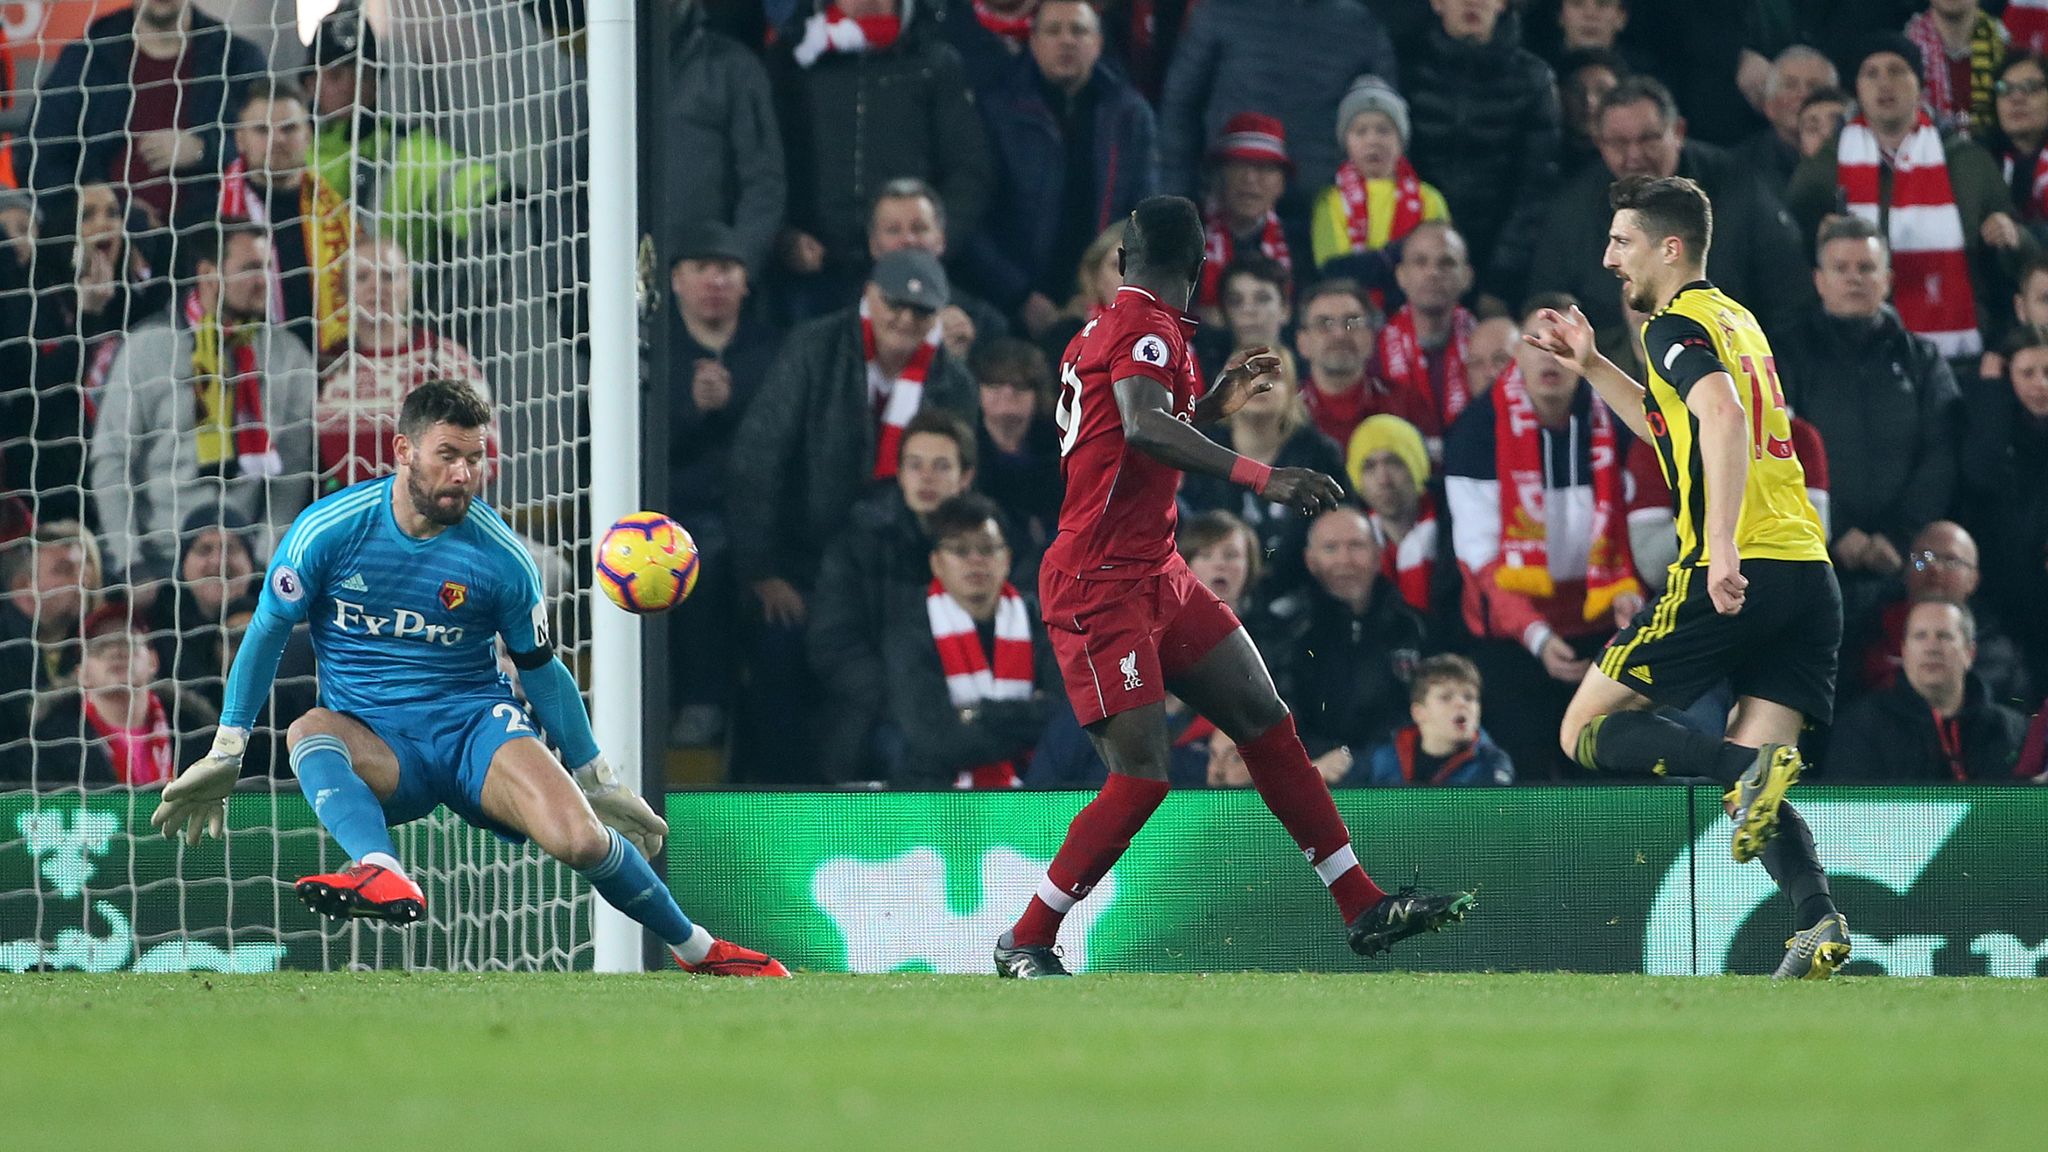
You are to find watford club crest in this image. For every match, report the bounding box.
[440,581,468,611]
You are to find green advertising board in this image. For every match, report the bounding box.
[1,788,2041,975]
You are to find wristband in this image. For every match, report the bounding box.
[1229,455,1273,496]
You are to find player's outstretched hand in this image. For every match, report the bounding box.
[574,756,668,859]
[1707,553,1748,616]
[1263,467,1344,515]
[152,728,246,845]
[1207,346,1284,420]
[1523,305,1595,373]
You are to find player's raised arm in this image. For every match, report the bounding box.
[1523,304,1653,441]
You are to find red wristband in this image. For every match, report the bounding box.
[1229,455,1273,496]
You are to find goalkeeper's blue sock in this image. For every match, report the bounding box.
[581,827,710,959]
[291,735,400,865]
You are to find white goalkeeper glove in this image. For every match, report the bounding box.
[152,728,246,846]
[574,755,667,859]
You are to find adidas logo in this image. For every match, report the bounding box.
[1626,664,1654,684]
[339,573,369,593]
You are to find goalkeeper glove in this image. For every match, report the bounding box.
[574,755,667,859]
[152,727,246,846]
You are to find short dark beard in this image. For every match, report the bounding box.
[1625,283,1657,314]
[407,470,471,527]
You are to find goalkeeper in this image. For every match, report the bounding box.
[153,379,788,977]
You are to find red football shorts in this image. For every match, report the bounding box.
[1039,554,1243,726]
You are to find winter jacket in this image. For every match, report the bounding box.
[659,7,787,276]
[1179,421,1350,600]
[808,489,936,713]
[1958,395,2048,692]
[89,321,318,585]
[16,7,266,225]
[727,307,977,590]
[1526,141,1813,355]
[771,4,993,279]
[1399,17,1560,295]
[1824,673,2027,783]
[1260,576,1428,759]
[1359,724,1515,786]
[669,314,782,519]
[967,60,1159,310]
[4,689,217,790]
[1158,0,1398,200]
[879,589,1059,788]
[1774,306,1960,552]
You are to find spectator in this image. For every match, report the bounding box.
[1555,0,1629,56]
[1776,216,1961,631]
[868,177,1008,360]
[1400,0,1560,296]
[1981,252,2048,380]
[1372,222,1478,444]
[1346,414,1451,618]
[1904,0,2007,137]
[1195,255,1295,403]
[1528,77,1812,359]
[1157,0,1397,226]
[666,223,783,747]
[1856,520,2032,703]
[1260,506,1426,783]
[1037,221,1125,359]
[1787,34,2033,359]
[1959,328,2048,693]
[772,0,992,313]
[1181,509,1263,614]
[0,522,100,759]
[810,409,978,782]
[15,608,216,790]
[729,248,976,780]
[1734,46,1841,196]
[1555,48,1628,183]
[1194,114,1298,316]
[1293,278,1433,448]
[1361,653,1514,786]
[1309,78,1449,301]
[1797,87,1851,160]
[1463,313,1517,406]
[880,493,1056,787]
[969,338,1063,577]
[90,221,316,587]
[1445,307,1641,779]
[1988,52,2048,247]
[307,9,512,275]
[968,0,1157,336]
[937,0,1039,82]
[17,0,266,230]
[145,503,258,708]
[223,78,354,359]
[1826,601,2027,781]
[316,233,490,493]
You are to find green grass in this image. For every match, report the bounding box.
[5,972,2043,1150]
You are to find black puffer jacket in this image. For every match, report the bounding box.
[727,307,978,591]
[659,2,786,276]
[1824,674,2027,783]
[1258,576,1428,759]
[1400,16,1560,295]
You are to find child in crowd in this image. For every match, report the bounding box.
[1310,77,1450,305]
[1365,654,1514,786]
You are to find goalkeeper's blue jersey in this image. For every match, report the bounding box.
[249,477,550,715]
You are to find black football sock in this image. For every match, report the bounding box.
[1759,802,1837,930]
[1575,710,1755,783]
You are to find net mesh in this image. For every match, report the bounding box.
[0,0,597,972]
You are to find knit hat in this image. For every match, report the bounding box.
[1208,112,1295,175]
[1346,414,1430,494]
[1850,32,1924,92]
[1336,76,1410,147]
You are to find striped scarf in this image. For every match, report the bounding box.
[1837,113,1982,357]
[861,297,942,479]
[1905,9,2005,136]
[1199,206,1289,309]
[1375,304,1474,432]
[2000,145,2048,223]
[83,691,173,787]
[2010,0,2048,54]
[190,312,282,478]
[219,158,355,356]
[1334,157,1426,254]
[927,578,1033,789]
[1491,365,1638,621]
[793,4,903,67]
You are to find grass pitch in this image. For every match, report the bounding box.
[5,971,2042,1151]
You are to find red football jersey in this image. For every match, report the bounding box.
[1043,286,1205,580]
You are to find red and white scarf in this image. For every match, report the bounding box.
[84,692,174,787]
[219,158,354,356]
[2010,0,2048,54]
[1199,206,1289,308]
[1334,157,1427,254]
[1837,113,1982,357]
[2001,146,2048,222]
[927,578,1033,789]
[973,0,1035,45]
[1371,497,1438,615]
[792,3,903,67]
[1376,304,1474,430]
[862,297,943,480]
[1491,365,1639,621]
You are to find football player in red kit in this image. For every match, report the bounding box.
[995,196,1476,978]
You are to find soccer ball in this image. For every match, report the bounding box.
[595,512,699,614]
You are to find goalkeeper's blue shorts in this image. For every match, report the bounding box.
[341,695,537,842]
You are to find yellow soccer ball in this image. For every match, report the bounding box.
[595,512,699,614]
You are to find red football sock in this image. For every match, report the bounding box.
[1235,713,1386,922]
[1011,772,1170,947]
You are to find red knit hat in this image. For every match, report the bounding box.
[1208,112,1294,175]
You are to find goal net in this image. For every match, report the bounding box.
[0,0,602,972]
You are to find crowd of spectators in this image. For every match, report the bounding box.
[9,0,2048,791]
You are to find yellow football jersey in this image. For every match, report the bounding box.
[1636,282,1830,567]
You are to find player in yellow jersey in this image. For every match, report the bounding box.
[1527,176,1851,979]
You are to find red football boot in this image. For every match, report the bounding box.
[296,861,426,924]
[673,939,791,977]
